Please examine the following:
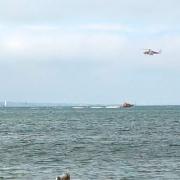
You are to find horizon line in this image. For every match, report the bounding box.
[0,101,180,107]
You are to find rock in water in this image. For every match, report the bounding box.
[56,173,70,180]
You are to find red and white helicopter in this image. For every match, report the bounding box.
[143,49,161,55]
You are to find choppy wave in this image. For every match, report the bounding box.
[0,106,180,179]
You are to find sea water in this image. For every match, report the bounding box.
[0,106,180,179]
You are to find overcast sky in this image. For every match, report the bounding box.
[0,0,180,105]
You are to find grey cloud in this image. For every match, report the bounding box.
[0,0,180,25]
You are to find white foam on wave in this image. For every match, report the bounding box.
[105,106,120,109]
[90,106,104,109]
[72,106,85,109]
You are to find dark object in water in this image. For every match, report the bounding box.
[122,102,134,108]
[56,173,70,180]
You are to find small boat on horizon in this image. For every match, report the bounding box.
[3,100,7,108]
[121,102,134,108]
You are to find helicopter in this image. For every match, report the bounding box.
[143,49,161,55]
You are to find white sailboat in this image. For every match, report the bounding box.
[4,100,7,107]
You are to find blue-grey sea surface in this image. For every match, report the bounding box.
[0,106,180,179]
